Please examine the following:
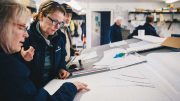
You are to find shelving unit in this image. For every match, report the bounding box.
[128,11,180,29]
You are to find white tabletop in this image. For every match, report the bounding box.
[44,39,179,101]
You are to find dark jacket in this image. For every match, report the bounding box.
[109,23,122,42]
[128,23,159,39]
[0,48,77,101]
[24,21,67,88]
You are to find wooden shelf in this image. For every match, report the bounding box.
[129,11,180,14]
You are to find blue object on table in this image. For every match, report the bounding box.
[114,53,125,58]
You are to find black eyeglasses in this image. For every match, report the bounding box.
[47,16,64,28]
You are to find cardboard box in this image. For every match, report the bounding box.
[161,37,180,49]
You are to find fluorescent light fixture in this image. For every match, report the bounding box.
[163,0,180,3]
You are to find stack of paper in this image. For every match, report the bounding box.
[133,35,166,44]
[94,54,146,70]
[93,48,146,70]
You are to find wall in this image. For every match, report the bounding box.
[77,1,180,48]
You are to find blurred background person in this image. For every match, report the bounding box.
[128,15,159,39]
[61,3,79,63]
[109,16,123,43]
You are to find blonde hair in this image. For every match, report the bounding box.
[0,1,30,54]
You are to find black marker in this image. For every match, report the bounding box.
[78,59,82,68]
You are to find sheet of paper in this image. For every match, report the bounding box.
[109,40,127,47]
[110,55,146,69]
[133,35,166,44]
[146,52,180,93]
[127,42,161,52]
[44,63,173,101]
[110,64,154,87]
[45,64,155,95]
[93,50,146,70]
[93,48,127,66]
[129,41,153,48]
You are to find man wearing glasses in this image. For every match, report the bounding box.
[24,1,71,89]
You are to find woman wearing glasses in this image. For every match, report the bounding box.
[0,1,89,101]
[24,1,79,88]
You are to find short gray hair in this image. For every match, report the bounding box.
[114,16,123,23]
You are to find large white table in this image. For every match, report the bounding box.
[44,39,180,101]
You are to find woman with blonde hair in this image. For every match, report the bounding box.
[0,1,89,101]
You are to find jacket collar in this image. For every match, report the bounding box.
[36,22,51,46]
[113,23,121,28]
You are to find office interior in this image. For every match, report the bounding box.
[7,0,180,101]
[24,0,180,49]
